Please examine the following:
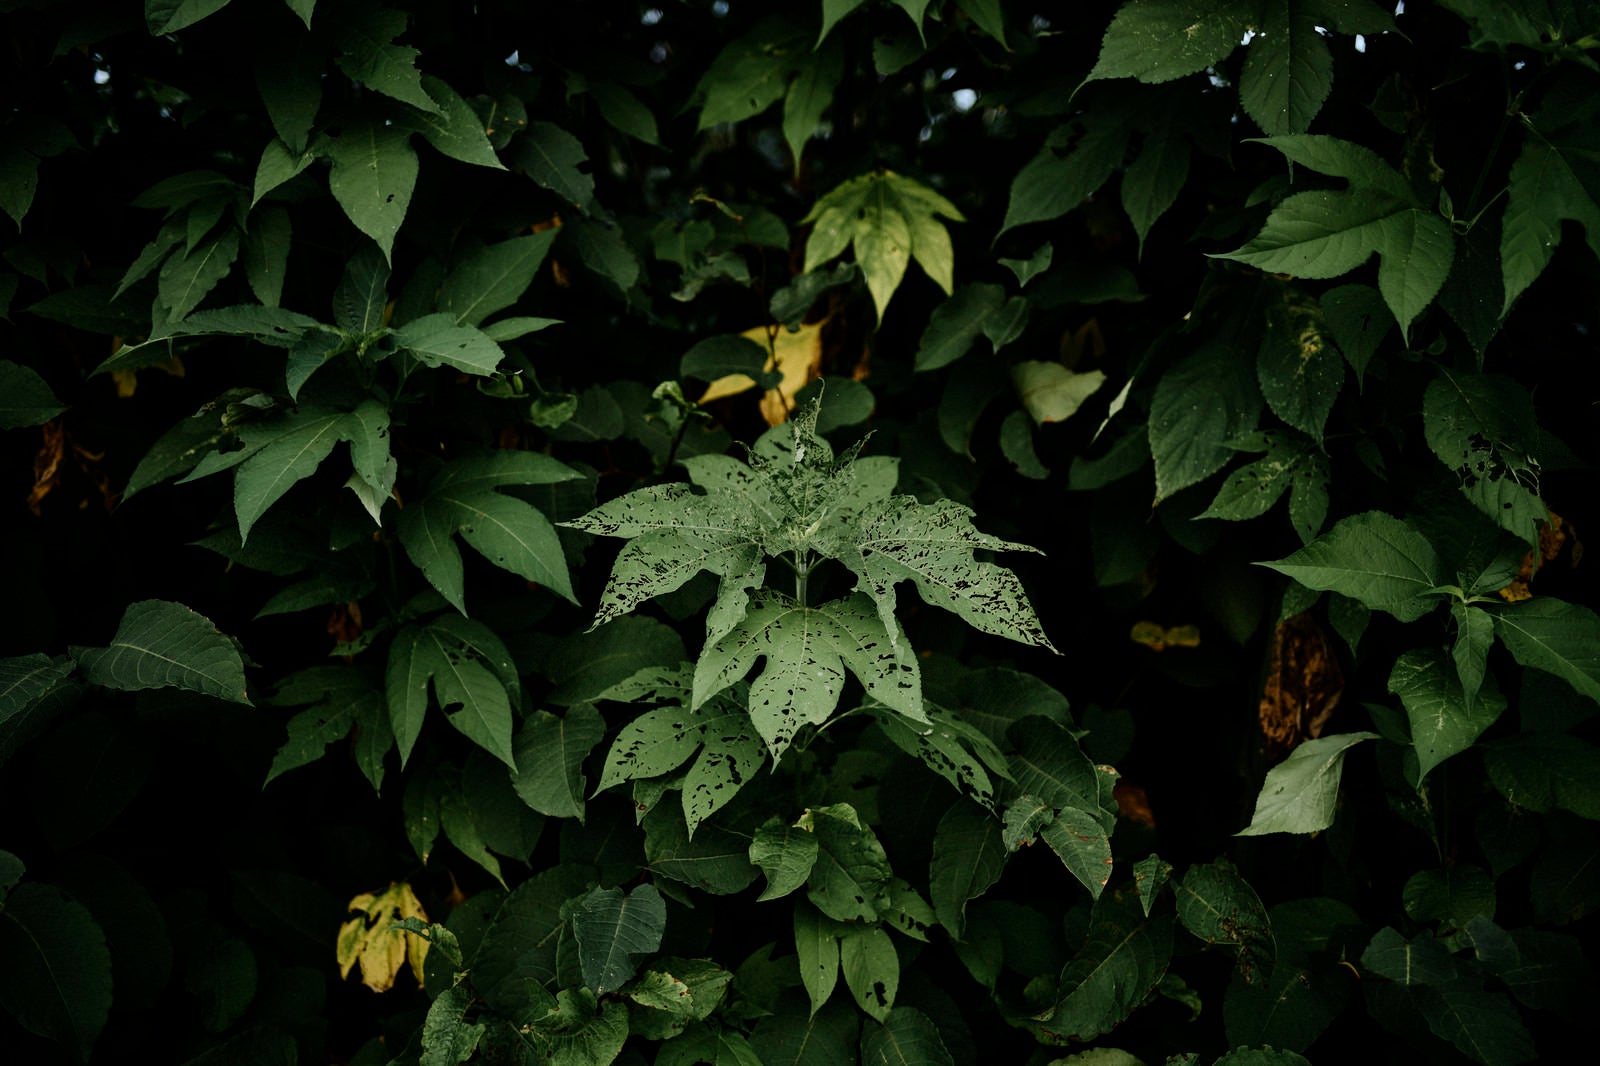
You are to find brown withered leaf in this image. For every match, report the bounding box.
[1498,511,1572,603]
[1114,781,1155,828]
[1259,613,1343,757]
[27,421,66,516]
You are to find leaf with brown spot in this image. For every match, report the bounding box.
[1259,613,1343,756]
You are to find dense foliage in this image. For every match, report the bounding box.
[3,1,1598,1063]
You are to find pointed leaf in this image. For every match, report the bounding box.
[73,599,249,704]
[0,884,112,1062]
[511,705,606,820]
[1262,511,1441,622]
[1491,598,1600,705]
[1086,0,1249,84]
[326,121,417,262]
[1389,648,1506,781]
[573,884,667,995]
[1237,732,1378,835]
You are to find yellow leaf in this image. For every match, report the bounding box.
[697,320,826,426]
[336,882,430,992]
[1129,621,1200,652]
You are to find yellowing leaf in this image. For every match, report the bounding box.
[698,320,826,427]
[336,882,429,992]
[1130,621,1200,651]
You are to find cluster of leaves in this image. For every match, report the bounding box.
[3,1,1599,1065]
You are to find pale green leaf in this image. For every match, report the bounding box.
[1262,511,1442,622]
[1086,0,1249,84]
[1237,732,1379,835]
[1012,362,1106,426]
[325,120,418,262]
[335,7,439,113]
[1492,598,1600,705]
[72,599,249,704]
[573,883,666,995]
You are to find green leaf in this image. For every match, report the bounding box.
[392,312,506,374]
[334,6,439,113]
[1149,343,1263,501]
[749,997,860,1066]
[255,49,321,155]
[0,884,113,1061]
[693,591,923,759]
[146,0,232,34]
[158,226,241,322]
[585,80,661,146]
[1214,1051,1313,1066]
[72,599,249,704]
[1417,981,1537,1066]
[1481,733,1600,820]
[0,654,77,764]
[1241,3,1334,135]
[1389,648,1506,781]
[1008,718,1119,830]
[1175,861,1275,980]
[397,451,579,613]
[1034,891,1175,1044]
[697,20,809,127]
[325,120,418,262]
[1133,854,1174,916]
[513,121,595,213]
[570,218,641,293]
[231,409,349,540]
[405,75,505,170]
[1451,602,1495,709]
[929,801,1007,938]
[1491,598,1600,705]
[242,204,291,307]
[572,883,666,995]
[1123,132,1190,252]
[548,618,687,705]
[1246,133,1412,199]
[1320,283,1393,383]
[751,818,819,901]
[1086,0,1249,84]
[252,137,314,207]
[1215,189,1454,341]
[440,232,557,327]
[1237,732,1379,835]
[1403,865,1495,929]
[1200,431,1326,539]
[510,705,605,821]
[1012,362,1107,426]
[263,666,383,786]
[839,924,898,1023]
[794,901,841,1016]
[1423,369,1545,543]
[386,617,518,769]
[876,705,1003,809]
[1000,124,1126,235]
[333,244,390,335]
[421,985,485,1066]
[802,803,894,923]
[1040,809,1115,901]
[1500,127,1600,314]
[1257,299,1345,443]
[784,44,844,174]
[1262,511,1441,622]
[802,170,964,323]
[0,362,65,428]
[681,335,779,388]
[1360,926,1458,986]
[596,695,765,834]
[860,1006,954,1066]
[914,283,1006,372]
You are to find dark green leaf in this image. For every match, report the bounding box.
[511,705,605,820]
[1262,512,1441,621]
[72,599,249,703]
[572,883,666,995]
[0,884,113,1061]
[1389,648,1506,781]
